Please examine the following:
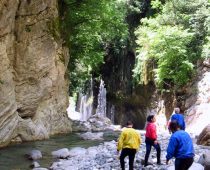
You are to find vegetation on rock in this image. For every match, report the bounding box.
[133,0,210,91]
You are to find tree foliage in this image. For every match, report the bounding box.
[134,0,210,90]
[60,0,128,93]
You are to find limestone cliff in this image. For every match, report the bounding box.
[0,0,71,147]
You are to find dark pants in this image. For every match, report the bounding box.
[175,157,194,170]
[144,137,161,166]
[120,148,136,170]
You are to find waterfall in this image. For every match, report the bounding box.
[96,80,107,117]
[78,93,93,121]
[68,79,93,121]
[78,79,94,121]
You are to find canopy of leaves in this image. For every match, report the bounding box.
[61,0,128,93]
[134,0,210,90]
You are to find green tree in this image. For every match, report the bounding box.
[60,0,128,93]
[134,0,209,90]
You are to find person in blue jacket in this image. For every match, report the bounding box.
[166,121,194,170]
[169,107,185,130]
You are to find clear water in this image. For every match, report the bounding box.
[0,132,115,170]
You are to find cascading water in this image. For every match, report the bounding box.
[78,93,93,121]
[96,80,107,117]
[68,79,107,121]
[78,79,94,121]
[67,79,93,121]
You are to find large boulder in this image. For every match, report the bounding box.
[198,150,210,170]
[197,124,210,146]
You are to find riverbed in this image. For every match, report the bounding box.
[0,133,113,170]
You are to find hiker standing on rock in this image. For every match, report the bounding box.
[144,115,161,167]
[117,120,141,170]
[166,121,194,170]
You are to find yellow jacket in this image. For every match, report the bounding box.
[117,127,141,151]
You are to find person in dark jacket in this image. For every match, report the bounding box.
[144,115,161,167]
[166,121,194,170]
[169,107,185,130]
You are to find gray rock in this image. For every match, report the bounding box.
[52,148,70,159]
[198,150,210,170]
[69,147,86,157]
[28,150,42,160]
[32,168,48,170]
[79,132,103,140]
[30,161,40,168]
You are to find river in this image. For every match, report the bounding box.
[0,132,115,170]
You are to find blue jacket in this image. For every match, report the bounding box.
[171,113,185,130]
[166,130,194,161]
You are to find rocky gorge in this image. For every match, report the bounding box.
[0,0,210,164]
[0,0,71,147]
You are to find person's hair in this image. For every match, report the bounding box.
[174,107,180,113]
[147,115,155,122]
[126,120,133,126]
[169,120,180,132]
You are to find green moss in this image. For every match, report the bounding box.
[46,17,61,42]
[25,25,31,32]
[0,79,4,84]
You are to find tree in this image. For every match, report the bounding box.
[134,0,209,90]
[60,0,128,94]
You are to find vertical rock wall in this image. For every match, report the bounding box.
[0,0,71,147]
[185,59,210,135]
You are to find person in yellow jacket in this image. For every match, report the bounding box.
[117,120,141,170]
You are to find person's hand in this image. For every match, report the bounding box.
[154,140,158,145]
[116,150,120,159]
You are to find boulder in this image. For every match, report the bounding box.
[30,161,40,168]
[79,132,103,140]
[69,147,86,157]
[198,150,210,170]
[51,148,70,159]
[197,124,210,146]
[27,150,42,160]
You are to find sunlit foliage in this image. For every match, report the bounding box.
[134,0,210,90]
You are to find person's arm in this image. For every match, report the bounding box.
[183,115,186,130]
[166,136,177,161]
[117,131,125,151]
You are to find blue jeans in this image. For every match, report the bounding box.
[144,137,161,166]
[175,157,193,170]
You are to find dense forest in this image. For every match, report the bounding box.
[59,0,209,96]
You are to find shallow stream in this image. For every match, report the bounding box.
[0,132,117,170]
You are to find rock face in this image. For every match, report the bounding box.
[0,0,71,147]
[185,59,210,135]
[197,124,210,146]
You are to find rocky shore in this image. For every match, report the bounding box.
[30,130,210,170]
